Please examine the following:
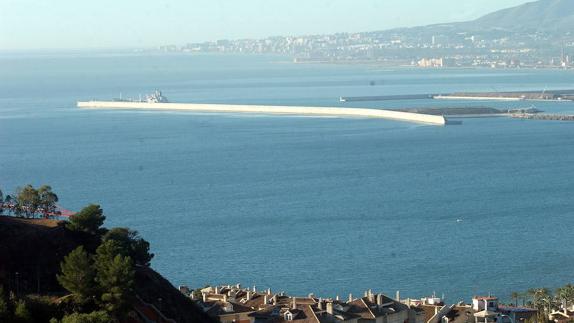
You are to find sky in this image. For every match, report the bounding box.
[0,0,532,50]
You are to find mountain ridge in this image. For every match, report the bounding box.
[464,0,574,32]
[370,0,574,35]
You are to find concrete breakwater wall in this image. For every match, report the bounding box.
[511,113,574,121]
[77,101,447,126]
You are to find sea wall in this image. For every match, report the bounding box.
[76,101,447,126]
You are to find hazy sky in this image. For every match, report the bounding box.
[1,0,532,50]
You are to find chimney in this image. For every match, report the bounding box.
[349,293,353,303]
[264,295,268,305]
[292,297,297,310]
[202,293,207,303]
[377,294,383,306]
[247,291,252,300]
[253,285,256,292]
[364,291,368,297]
[326,302,334,315]
[272,295,278,305]
[214,286,219,294]
[318,299,324,310]
[368,290,374,303]
[267,288,272,295]
[396,290,400,301]
[236,283,241,289]
[223,294,228,303]
[336,295,340,301]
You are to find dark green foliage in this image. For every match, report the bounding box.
[14,299,32,323]
[56,247,97,305]
[38,185,58,217]
[66,204,106,235]
[103,227,154,266]
[16,185,40,218]
[5,184,60,218]
[94,240,135,317]
[58,310,113,323]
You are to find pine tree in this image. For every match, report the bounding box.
[66,204,106,235]
[94,240,135,317]
[56,246,97,305]
[103,227,154,266]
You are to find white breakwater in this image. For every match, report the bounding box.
[76,101,447,126]
[433,95,524,101]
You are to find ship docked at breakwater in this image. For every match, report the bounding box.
[77,90,448,126]
[112,90,169,103]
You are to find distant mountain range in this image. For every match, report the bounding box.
[451,0,574,32]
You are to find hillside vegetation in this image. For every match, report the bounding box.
[0,185,215,323]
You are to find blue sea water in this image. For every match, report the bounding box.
[1,52,574,302]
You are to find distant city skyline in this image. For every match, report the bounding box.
[0,0,532,50]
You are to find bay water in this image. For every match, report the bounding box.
[1,52,573,302]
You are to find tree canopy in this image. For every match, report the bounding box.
[66,204,106,235]
[1,185,60,218]
[38,185,58,218]
[94,240,135,317]
[57,310,112,323]
[56,246,97,306]
[16,185,40,217]
[102,227,154,267]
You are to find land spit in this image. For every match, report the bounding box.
[76,101,447,126]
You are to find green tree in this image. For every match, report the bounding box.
[58,310,113,323]
[14,299,32,323]
[103,227,154,266]
[16,185,40,218]
[528,288,553,323]
[38,185,59,218]
[66,204,106,235]
[94,240,135,318]
[557,284,574,308]
[57,246,97,306]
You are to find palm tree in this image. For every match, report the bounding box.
[528,288,553,323]
[512,292,520,307]
[519,291,527,307]
[556,284,574,309]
